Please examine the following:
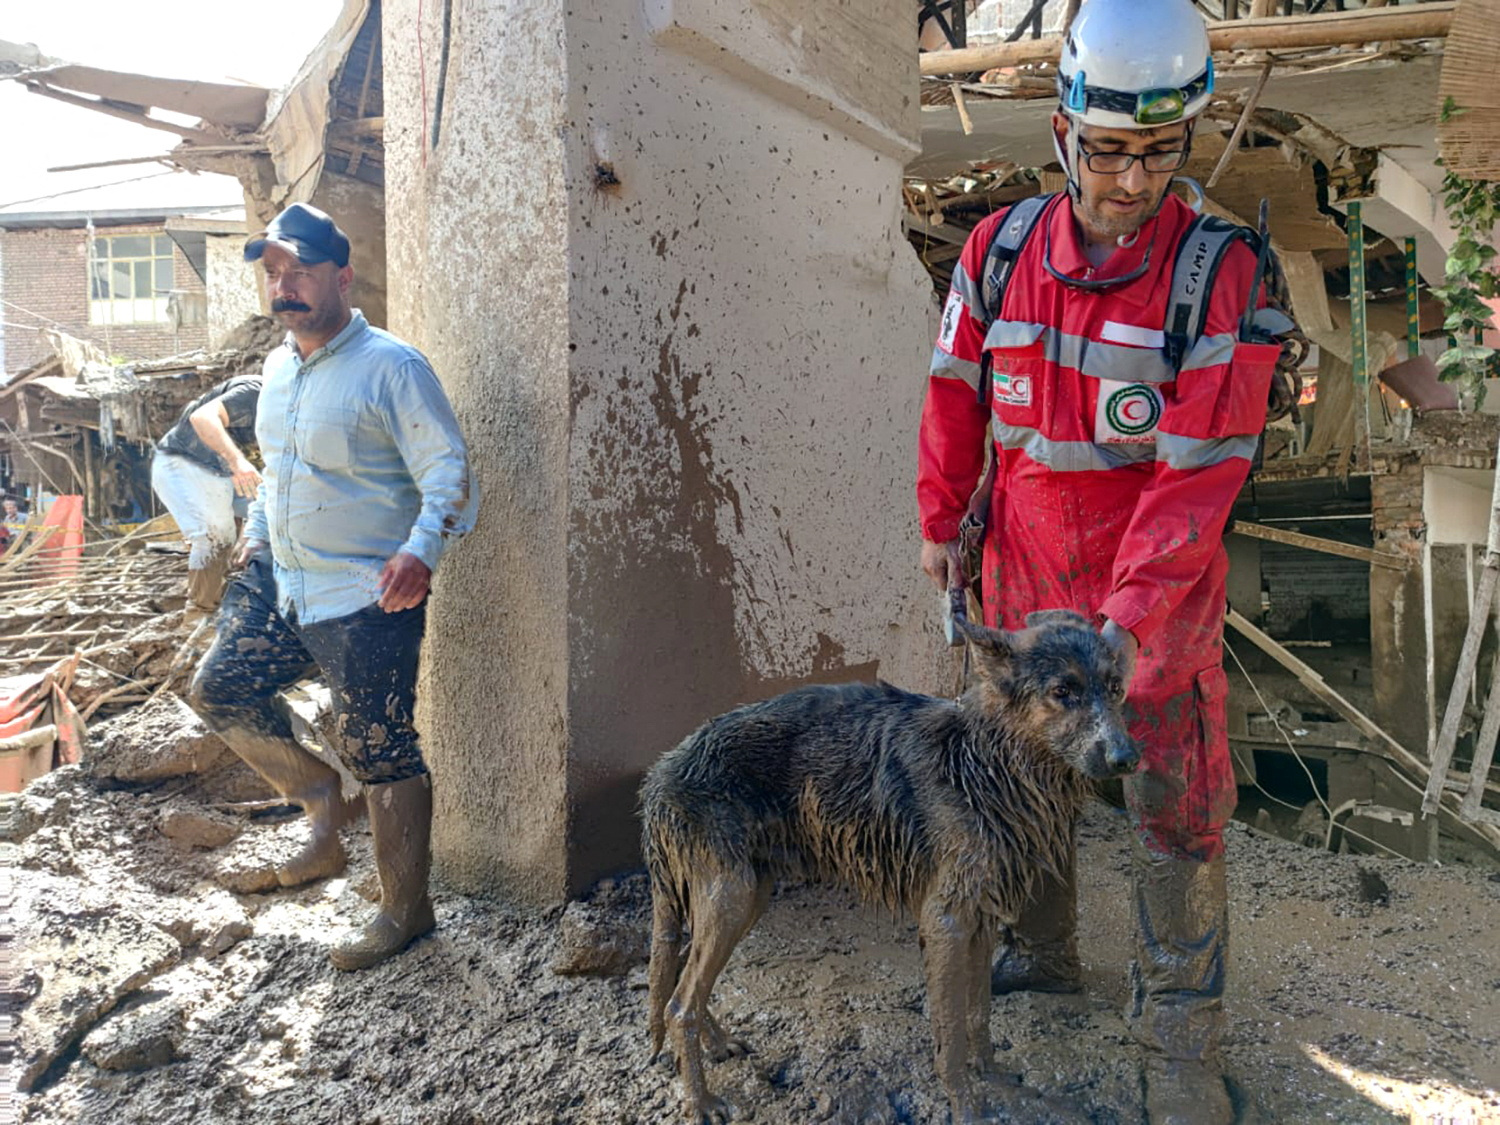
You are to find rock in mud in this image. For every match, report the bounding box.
[158,804,242,849]
[80,999,185,1071]
[154,887,254,956]
[550,900,650,976]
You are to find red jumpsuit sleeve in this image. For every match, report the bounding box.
[1097,241,1281,643]
[917,210,1005,544]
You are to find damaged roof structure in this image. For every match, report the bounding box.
[1,0,386,326]
[1,318,283,529]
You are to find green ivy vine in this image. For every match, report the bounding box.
[1430,97,1500,404]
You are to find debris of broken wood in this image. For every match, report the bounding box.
[1227,608,1500,856]
[1,524,199,726]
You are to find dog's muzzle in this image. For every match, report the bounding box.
[1104,735,1141,776]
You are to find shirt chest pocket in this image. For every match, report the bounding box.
[982,321,1048,425]
[294,406,359,472]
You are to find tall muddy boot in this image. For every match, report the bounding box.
[222,731,364,891]
[1127,838,1233,1125]
[183,542,233,625]
[329,774,436,971]
[991,838,1082,995]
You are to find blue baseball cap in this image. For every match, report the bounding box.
[244,202,351,267]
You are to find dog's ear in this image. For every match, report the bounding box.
[1024,608,1088,630]
[958,619,1014,668]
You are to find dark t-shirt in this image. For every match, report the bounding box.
[157,375,262,476]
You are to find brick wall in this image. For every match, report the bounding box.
[1,223,209,377]
[1370,456,1426,563]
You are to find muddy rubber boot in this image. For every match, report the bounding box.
[184,542,233,624]
[1127,838,1233,1125]
[221,731,364,891]
[329,774,435,971]
[992,841,1082,996]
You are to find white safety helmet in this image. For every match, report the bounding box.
[1057,0,1214,130]
[1051,0,1214,204]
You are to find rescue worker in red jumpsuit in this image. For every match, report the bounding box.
[917,1,1289,1121]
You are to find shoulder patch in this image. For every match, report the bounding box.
[938,289,964,352]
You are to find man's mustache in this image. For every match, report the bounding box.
[271,299,311,313]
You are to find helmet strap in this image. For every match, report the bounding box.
[1053,114,1083,200]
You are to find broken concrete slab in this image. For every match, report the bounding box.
[13,869,181,1092]
[85,695,232,785]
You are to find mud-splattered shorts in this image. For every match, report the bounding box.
[190,551,428,784]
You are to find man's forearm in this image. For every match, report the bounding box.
[190,411,249,472]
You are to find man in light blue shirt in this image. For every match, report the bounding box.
[188,202,477,971]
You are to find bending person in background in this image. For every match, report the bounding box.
[187,203,478,971]
[150,374,263,620]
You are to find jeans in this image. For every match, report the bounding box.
[189,550,428,784]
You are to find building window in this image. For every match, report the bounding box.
[89,233,175,325]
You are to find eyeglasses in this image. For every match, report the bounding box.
[1077,147,1190,175]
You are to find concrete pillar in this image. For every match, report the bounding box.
[385,0,942,903]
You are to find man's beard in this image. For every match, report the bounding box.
[1079,185,1167,241]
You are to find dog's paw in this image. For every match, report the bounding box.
[703,1013,753,1063]
[682,1093,732,1124]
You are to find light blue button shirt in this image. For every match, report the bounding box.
[244,310,478,624]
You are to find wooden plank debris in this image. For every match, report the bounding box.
[1424,428,1500,818]
[1229,520,1407,571]
[1226,609,1500,852]
[919,2,1456,76]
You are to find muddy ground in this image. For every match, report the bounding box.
[7,696,1500,1125]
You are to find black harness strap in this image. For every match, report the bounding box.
[976,193,1054,407]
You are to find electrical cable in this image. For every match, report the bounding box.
[0,170,180,211]
[0,296,76,333]
[1224,635,1407,861]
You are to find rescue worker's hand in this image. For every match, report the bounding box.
[921,538,965,592]
[233,537,266,569]
[229,457,263,500]
[1100,617,1139,691]
[377,550,432,612]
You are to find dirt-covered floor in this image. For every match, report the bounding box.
[8,699,1500,1125]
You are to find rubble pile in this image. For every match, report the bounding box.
[0,535,196,722]
[8,761,1500,1125]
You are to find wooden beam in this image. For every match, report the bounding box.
[919,2,1456,77]
[903,212,969,247]
[1227,608,1422,772]
[326,116,385,146]
[1206,61,1272,190]
[1230,520,1406,571]
[1226,608,1500,849]
[47,145,267,173]
[25,82,222,145]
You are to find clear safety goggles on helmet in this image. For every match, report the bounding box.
[1061,61,1213,127]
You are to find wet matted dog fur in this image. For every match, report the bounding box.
[640,611,1139,1125]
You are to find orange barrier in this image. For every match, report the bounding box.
[31,495,85,583]
[0,664,84,793]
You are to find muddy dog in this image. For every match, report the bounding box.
[640,611,1138,1125]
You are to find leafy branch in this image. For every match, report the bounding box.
[1429,98,1500,403]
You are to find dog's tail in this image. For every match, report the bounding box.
[643,815,691,1057]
